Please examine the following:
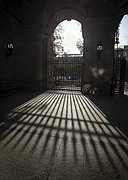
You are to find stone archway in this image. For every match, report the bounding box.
[47,19,84,90]
[40,7,118,94]
[44,8,86,90]
[39,1,128,95]
[45,10,117,94]
[112,14,128,95]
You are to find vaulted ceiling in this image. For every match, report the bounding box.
[0,0,128,26]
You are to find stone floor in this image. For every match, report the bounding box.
[0,90,128,180]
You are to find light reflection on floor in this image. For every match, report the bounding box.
[0,90,128,180]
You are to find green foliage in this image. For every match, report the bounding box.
[76,38,83,54]
[53,24,64,56]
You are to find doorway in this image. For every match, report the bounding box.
[47,19,84,90]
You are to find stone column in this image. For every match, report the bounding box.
[35,37,43,82]
[34,30,48,91]
[41,33,48,90]
[82,17,116,95]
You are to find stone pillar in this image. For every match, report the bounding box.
[82,17,116,95]
[35,37,43,82]
[42,35,48,90]
[47,33,55,89]
[32,29,48,91]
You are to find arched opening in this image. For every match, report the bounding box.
[47,19,84,90]
[113,15,128,95]
[119,15,128,94]
[53,19,83,56]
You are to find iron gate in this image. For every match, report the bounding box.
[47,56,83,90]
[111,29,127,95]
[111,56,126,95]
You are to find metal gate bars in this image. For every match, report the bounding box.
[47,56,83,90]
[111,56,126,95]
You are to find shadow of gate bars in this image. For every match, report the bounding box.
[47,56,83,91]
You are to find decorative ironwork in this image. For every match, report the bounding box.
[47,56,83,90]
[111,29,126,95]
